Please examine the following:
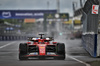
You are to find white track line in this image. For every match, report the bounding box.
[0,41,16,49]
[68,55,91,66]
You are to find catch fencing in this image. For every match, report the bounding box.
[82,0,100,57]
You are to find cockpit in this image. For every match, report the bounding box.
[28,34,53,44]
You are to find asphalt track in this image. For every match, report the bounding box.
[0,37,100,66]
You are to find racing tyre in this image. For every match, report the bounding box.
[54,55,65,60]
[56,43,65,60]
[19,43,28,60]
[19,54,28,60]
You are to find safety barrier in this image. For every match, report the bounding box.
[0,35,27,41]
[82,34,97,57]
[81,0,99,57]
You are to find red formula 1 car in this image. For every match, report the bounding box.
[19,34,65,60]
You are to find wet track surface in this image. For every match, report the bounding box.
[0,37,100,66]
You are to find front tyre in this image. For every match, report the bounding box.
[56,43,65,60]
[19,54,28,60]
[19,43,28,60]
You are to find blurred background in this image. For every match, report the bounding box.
[0,0,86,40]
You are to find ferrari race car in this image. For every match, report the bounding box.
[19,34,65,60]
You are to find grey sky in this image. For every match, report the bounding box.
[0,0,86,16]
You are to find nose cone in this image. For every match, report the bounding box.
[38,44,46,55]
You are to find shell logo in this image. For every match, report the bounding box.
[40,47,45,48]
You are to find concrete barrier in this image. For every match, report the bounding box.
[82,34,97,57]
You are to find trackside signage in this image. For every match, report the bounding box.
[0,10,57,19]
[92,5,99,14]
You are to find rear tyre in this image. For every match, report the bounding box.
[19,43,28,60]
[56,43,65,60]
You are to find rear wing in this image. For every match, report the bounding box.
[27,37,54,41]
[27,37,39,41]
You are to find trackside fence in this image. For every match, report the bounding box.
[82,0,99,57]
